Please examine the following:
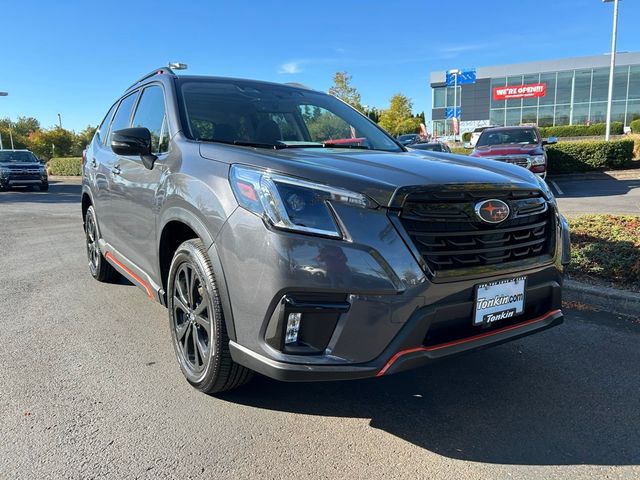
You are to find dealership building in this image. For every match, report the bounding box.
[430,52,640,136]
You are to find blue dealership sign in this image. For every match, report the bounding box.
[445,107,461,119]
[446,68,476,86]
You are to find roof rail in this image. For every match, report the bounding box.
[126,67,177,91]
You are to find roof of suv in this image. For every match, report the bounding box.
[124,67,317,95]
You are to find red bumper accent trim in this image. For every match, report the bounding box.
[376,309,562,377]
[105,252,154,299]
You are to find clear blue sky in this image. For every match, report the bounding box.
[1,0,638,132]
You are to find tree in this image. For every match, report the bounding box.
[72,125,97,156]
[365,106,380,123]
[28,127,75,159]
[378,94,421,136]
[13,117,40,137]
[328,72,364,112]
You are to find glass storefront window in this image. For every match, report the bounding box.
[589,102,607,124]
[613,66,629,101]
[521,107,537,124]
[612,101,626,123]
[506,75,523,109]
[433,87,446,108]
[556,71,573,105]
[590,68,609,103]
[505,108,521,126]
[446,86,461,108]
[538,106,554,126]
[627,99,640,124]
[539,72,556,106]
[628,66,640,99]
[490,109,505,126]
[555,104,570,125]
[573,70,591,104]
[523,74,540,107]
[572,103,590,125]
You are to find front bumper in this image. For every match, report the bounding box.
[0,173,48,187]
[216,202,568,382]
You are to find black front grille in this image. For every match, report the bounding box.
[398,189,555,273]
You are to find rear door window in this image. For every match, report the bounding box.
[96,103,117,146]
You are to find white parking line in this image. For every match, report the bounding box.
[549,180,564,196]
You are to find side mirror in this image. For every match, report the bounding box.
[543,136,558,146]
[464,142,472,149]
[111,127,157,169]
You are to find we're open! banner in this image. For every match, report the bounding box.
[493,83,546,101]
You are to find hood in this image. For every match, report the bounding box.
[199,144,540,207]
[472,144,542,157]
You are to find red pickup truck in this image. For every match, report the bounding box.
[469,126,557,179]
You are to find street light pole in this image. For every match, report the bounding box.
[57,113,62,129]
[604,0,620,141]
[0,91,7,150]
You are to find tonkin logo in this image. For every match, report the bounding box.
[475,199,510,224]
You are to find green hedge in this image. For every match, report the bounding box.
[539,122,624,138]
[450,147,470,155]
[48,157,82,176]
[630,119,640,134]
[545,139,634,173]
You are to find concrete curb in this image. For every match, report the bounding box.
[549,169,640,181]
[564,279,640,316]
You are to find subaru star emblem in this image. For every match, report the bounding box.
[475,199,510,224]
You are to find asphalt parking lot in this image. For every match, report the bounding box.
[1,181,639,480]
[552,174,640,216]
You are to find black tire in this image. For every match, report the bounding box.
[39,183,49,192]
[168,239,252,394]
[85,205,120,282]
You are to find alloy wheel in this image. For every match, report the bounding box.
[172,263,212,380]
[85,213,99,273]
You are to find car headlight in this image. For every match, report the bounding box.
[535,174,556,205]
[530,155,546,166]
[229,165,375,238]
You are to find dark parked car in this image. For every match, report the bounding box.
[469,126,557,179]
[0,149,48,191]
[397,133,422,145]
[408,142,451,153]
[82,67,570,393]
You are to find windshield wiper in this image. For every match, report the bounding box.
[203,139,287,149]
[323,143,370,150]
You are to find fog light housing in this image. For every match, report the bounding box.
[285,313,301,344]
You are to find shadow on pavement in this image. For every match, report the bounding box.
[220,310,640,466]
[553,176,640,198]
[0,181,81,204]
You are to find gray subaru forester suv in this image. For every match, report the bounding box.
[82,67,570,393]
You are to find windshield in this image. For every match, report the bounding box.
[476,128,539,147]
[0,151,39,163]
[178,79,402,152]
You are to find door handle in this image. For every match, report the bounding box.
[111,165,121,176]
[90,158,97,168]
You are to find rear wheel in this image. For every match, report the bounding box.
[85,205,119,282]
[168,239,252,394]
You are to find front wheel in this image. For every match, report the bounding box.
[167,239,252,394]
[85,205,119,282]
[39,182,49,192]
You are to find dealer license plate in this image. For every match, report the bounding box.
[473,276,526,326]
